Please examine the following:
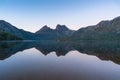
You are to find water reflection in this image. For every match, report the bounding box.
[0,40,120,64]
[0,41,120,80]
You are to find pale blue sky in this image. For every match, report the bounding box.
[0,0,120,32]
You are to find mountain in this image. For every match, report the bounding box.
[0,20,39,40]
[0,20,74,40]
[70,16,120,40]
[55,24,74,35]
[1,16,120,41]
[35,24,74,40]
[36,25,53,33]
[0,32,22,40]
[35,25,60,40]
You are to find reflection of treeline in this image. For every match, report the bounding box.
[0,42,21,60]
[72,40,120,54]
[72,40,120,64]
[0,41,120,65]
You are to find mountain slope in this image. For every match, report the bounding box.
[71,16,120,40]
[0,20,39,40]
[0,20,75,40]
[1,16,120,41]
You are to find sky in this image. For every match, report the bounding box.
[0,0,120,32]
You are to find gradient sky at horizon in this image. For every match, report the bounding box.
[0,0,120,32]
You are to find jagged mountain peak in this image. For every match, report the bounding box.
[35,25,53,34]
[55,24,69,31]
[55,24,74,35]
[40,25,51,30]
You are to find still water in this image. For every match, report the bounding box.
[0,41,120,80]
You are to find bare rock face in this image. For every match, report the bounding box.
[55,24,74,35]
[56,24,69,31]
[35,24,75,39]
[36,25,53,34]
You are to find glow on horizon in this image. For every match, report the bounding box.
[0,0,120,32]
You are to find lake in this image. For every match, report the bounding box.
[0,41,120,80]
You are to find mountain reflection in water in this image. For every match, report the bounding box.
[0,41,120,80]
[0,40,120,65]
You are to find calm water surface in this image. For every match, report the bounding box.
[0,41,120,80]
